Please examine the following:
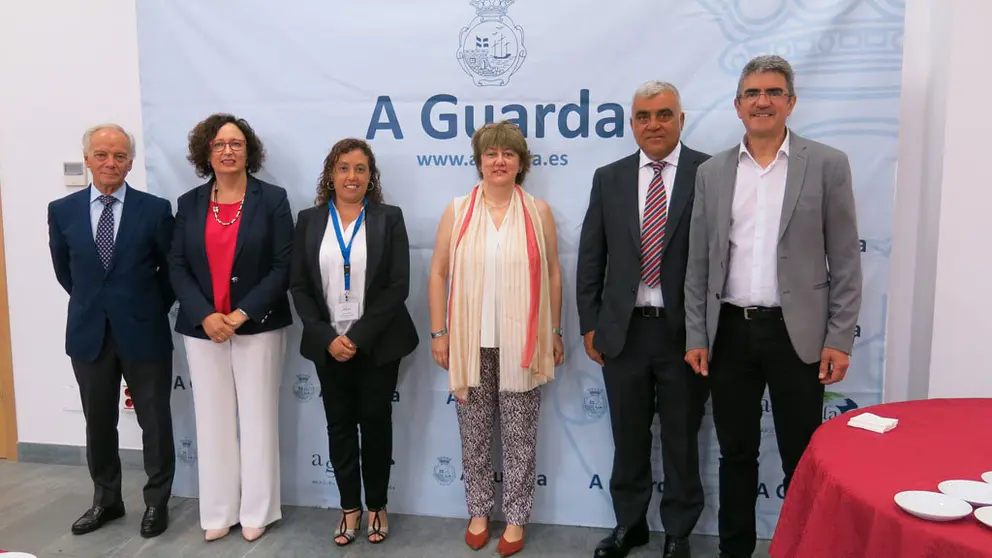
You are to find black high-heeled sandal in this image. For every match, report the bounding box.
[334,507,362,547]
[367,507,389,544]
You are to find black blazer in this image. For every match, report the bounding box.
[289,201,419,367]
[168,175,294,339]
[48,186,175,362]
[576,144,710,358]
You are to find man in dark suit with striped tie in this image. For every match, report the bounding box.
[48,124,176,538]
[577,82,710,558]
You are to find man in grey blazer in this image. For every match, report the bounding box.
[684,55,862,558]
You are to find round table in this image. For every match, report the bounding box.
[770,398,992,558]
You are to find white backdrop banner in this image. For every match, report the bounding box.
[136,0,904,538]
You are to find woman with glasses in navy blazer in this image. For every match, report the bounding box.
[168,113,294,543]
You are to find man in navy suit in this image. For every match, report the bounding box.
[48,123,176,538]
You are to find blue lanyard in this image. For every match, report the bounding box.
[329,200,367,292]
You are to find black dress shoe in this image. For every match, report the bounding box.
[140,505,169,538]
[593,524,649,557]
[663,535,691,558]
[71,503,126,535]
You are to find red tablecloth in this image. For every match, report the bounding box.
[770,398,992,557]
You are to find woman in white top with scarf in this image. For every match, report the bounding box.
[289,138,418,548]
[428,121,564,557]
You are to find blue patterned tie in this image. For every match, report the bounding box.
[96,195,116,269]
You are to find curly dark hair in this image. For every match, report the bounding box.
[186,113,266,178]
[315,138,384,206]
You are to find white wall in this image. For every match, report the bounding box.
[885,0,992,400]
[0,0,146,448]
[882,0,950,402]
[926,1,992,398]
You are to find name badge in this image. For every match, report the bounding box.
[334,291,360,321]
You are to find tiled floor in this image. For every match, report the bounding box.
[0,460,771,557]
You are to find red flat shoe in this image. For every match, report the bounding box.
[498,529,525,556]
[464,519,489,550]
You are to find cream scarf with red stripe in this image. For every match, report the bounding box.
[447,184,554,400]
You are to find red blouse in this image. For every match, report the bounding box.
[205,200,242,314]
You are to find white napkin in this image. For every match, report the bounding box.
[847,412,899,433]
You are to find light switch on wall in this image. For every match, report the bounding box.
[63,162,87,187]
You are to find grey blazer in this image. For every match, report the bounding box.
[684,131,862,364]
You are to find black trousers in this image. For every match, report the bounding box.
[315,351,399,511]
[602,310,708,538]
[709,304,825,558]
[70,324,175,508]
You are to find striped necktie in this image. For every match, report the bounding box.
[640,161,668,287]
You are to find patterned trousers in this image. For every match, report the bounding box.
[456,348,542,526]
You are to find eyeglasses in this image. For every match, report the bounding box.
[738,88,791,102]
[210,140,246,152]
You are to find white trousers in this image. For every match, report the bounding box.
[183,329,285,530]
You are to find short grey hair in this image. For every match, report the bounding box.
[737,55,796,97]
[632,80,682,112]
[82,123,136,159]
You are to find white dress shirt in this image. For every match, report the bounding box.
[723,131,790,308]
[635,142,682,308]
[319,206,368,335]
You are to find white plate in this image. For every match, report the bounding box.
[982,471,992,484]
[939,480,992,506]
[894,490,972,521]
[976,506,992,529]
[0,553,39,558]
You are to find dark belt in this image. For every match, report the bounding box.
[634,306,666,319]
[722,303,783,321]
